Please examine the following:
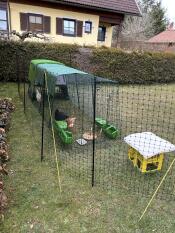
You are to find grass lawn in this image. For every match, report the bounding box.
[0,82,175,233]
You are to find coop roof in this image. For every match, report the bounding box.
[29,59,117,95]
[29,59,63,84]
[38,63,87,77]
[124,132,175,159]
[30,59,62,66]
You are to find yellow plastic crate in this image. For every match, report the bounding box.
[128,147,164,173]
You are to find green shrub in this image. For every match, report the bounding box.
[0,41,79,82]
[1,41,175,84]
[91,48,175,84]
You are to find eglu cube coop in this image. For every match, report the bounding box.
[124,132,175,173]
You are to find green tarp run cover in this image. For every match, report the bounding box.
[28,59,87,96]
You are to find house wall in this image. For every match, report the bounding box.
[9,2,113,47]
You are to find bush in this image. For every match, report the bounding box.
[91,48,175,84]
[1,41,175,84]
[0,41,79,82]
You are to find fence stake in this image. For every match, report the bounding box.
[41,75,46,162]
[92,76,97,187]
[75,74,80,110]
[16,52,20,95]
[22,59,26,114]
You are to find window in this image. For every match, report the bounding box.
[0,9,8,31]
[56,18,83,37]
[85,21,92,33]
[29,14,43,32]
[98,26,106,42]
[63,19,76,36]
[20,13,51,33]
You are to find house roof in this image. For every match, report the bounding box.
[44,0,141,16]
[148,29,175,43]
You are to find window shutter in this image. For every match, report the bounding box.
[44,16,51,33]
[20,13,28,31]
[56,18,63,35]
[0,2,7,9]
[77,20,83,37]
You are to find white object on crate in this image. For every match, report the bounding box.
[124,132,175,159]
[76,138,87,145]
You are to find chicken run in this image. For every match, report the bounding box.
[15,58,175,200]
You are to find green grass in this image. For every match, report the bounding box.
[0,83,175,232]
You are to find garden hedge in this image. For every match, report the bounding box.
[91,48,175,84]
[1,41,175,84]
[0,41,79,82]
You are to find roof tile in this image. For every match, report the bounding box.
[55,0,141,15]
[148,30,175,43]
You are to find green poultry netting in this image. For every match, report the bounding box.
[16,58,175,201]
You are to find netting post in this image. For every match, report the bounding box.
[16,52,20,96]
[75,74,80,110]
[22,58,26,114]
[69,49,72,66]
[92,76,97,187]
[23,81,26,114]
[48,96,54,128]
[41,74,46,162]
